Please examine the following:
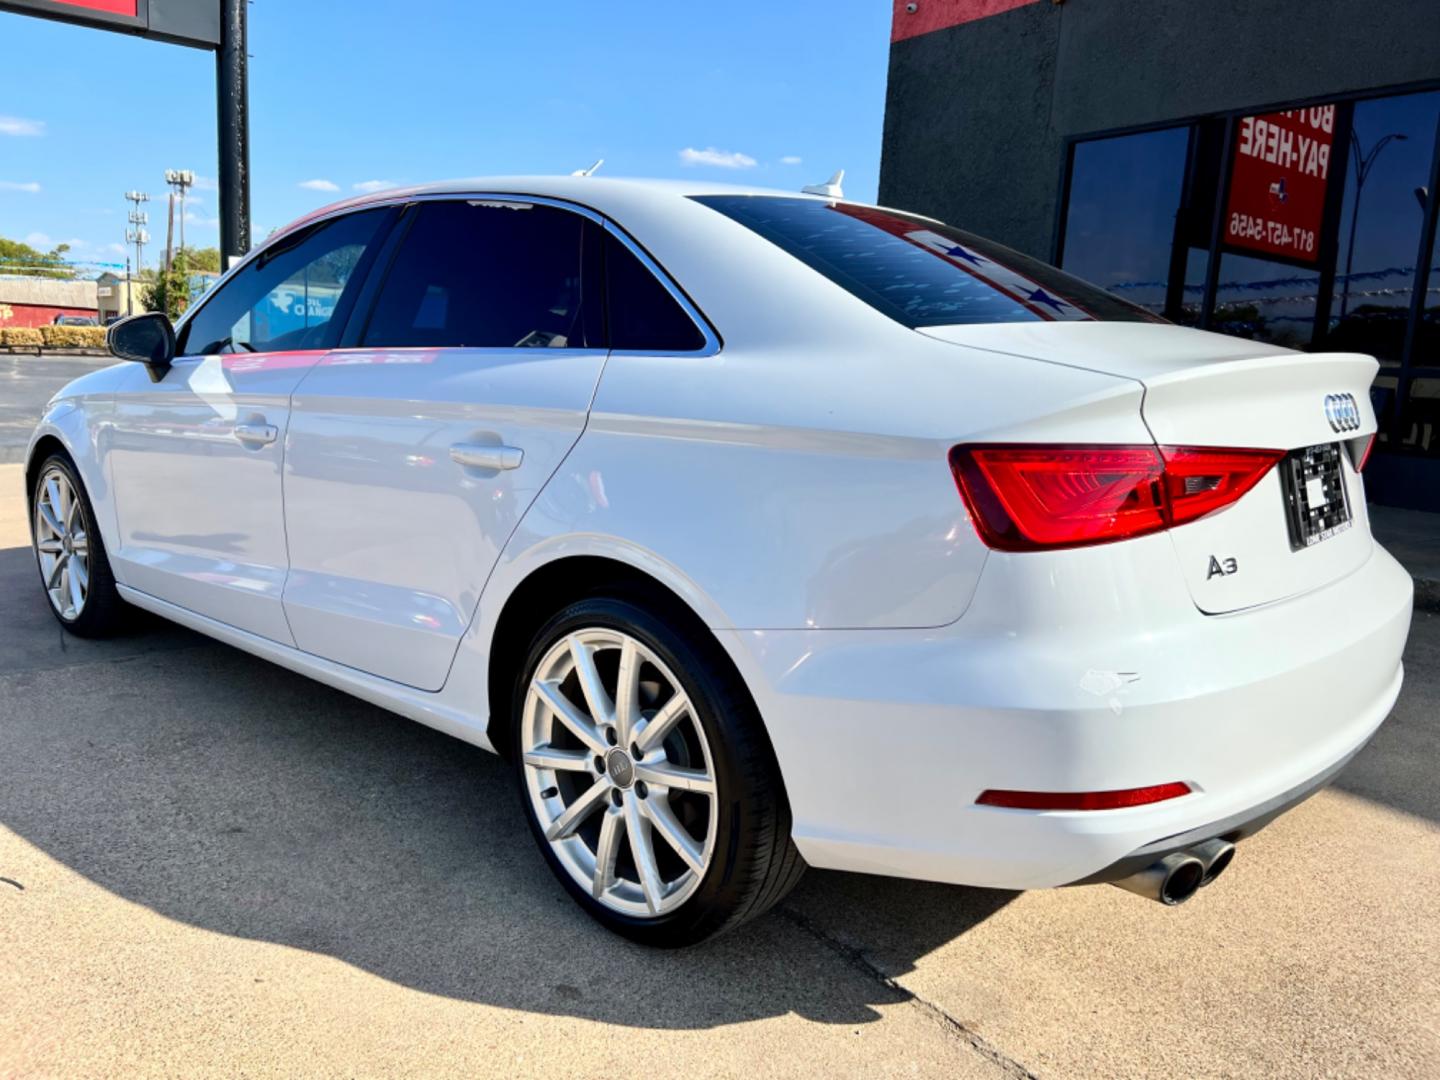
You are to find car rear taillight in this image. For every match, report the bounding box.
[949,444,1283,552]
[976,782,1192,811]
[1158,446,1287,527]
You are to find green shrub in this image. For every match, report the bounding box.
[0,327,44,347]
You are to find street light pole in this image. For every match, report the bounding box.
[1339,130,1408,320]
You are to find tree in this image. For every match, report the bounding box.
[0,236,77,279]
[141,250,194,320]
[177,246,221,273]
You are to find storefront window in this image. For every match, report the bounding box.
[1061,126,1192,316]
[1209,250,1319,350]
[1395,214,1440,457]
[1325,92,1438,359]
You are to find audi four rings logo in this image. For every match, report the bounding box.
[1324,393,1361,433]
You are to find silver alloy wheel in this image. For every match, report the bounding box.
[521,628,718,918]
[33,466,89,622]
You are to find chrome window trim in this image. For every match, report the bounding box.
[175,190,722,359]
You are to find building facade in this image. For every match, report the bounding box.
[0,277,97,327]
[881,0,1440,510]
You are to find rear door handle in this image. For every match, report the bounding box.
[234,422,278,446]
[450,443,524,470]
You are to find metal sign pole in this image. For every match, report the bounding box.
[217,0,250,267]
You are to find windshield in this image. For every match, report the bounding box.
[692,195,1163,329]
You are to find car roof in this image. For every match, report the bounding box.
[277,176,831,239]
[249,176,931,356]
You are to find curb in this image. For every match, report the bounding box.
[0,347,110,357]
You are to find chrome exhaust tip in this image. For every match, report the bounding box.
[1189,838,1236,886]
[1111,852,1205,906]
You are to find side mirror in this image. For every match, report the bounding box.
[107,312,176,382]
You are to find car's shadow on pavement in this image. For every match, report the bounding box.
[0,545,1014,1029]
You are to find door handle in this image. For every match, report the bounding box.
[234,422,278,446]
[450,443,524,471]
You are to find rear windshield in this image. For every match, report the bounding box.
[692,195,1162,328]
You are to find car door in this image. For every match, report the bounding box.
[280,197,608,689]
[107,207,394,643]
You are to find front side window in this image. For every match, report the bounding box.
[694,194,1161,328]
[176,208,389,356]
[361,200,594,349]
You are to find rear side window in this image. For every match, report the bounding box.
[692,194,1162,328]
[177,208,389,355]
[362,200,594,349]
[604,233,706,352]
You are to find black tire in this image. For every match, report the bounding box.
[512,591,805,947]
[30,452,129,638]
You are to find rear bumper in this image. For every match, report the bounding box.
[1069,728,1374,885]
[719,535,1413,890]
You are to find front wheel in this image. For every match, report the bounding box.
[512,593,804,946]
[30,453,128,638]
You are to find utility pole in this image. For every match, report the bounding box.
[164,191,176,272]
[125,257,133,317]
[125,191,150,305]
[165,169,196,263]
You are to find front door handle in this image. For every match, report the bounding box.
[450,443,524,471]
[234,421,278,446]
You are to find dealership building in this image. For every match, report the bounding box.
[881,0,1440,510]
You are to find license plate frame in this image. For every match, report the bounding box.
[1279,442,1352,551]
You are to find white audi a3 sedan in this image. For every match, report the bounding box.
[27,177,1412,945]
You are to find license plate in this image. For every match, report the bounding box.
[1280,442,1352,550]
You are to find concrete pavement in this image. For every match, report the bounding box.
[0,461,1437,1078]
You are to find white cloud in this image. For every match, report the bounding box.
[299,178,340,192]
[24,231,52,247]
[678,147,758,169]
[353,179,396,193]
[0,180,42,193]
[0,115,44,137]
[185,210,221,228]
[191,174,218,191]
[780,155,803,166]
[106,243,127,255]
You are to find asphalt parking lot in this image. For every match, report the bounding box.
[0,352,114,464]
[1,447,1438,1076]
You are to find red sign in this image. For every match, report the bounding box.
[52,0,137,14]
[1223,106,1336,264]
[0,0,219,47]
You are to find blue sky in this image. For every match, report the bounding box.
[0,1,891,271]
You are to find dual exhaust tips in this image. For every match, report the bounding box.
[1112,838,1236,906]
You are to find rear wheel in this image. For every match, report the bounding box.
[31,453,127,638]
[512,593,804,946]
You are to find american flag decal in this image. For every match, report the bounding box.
[904,229,1093,321]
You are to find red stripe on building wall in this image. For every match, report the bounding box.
[0,304,97,329]
[891,0,1044,42]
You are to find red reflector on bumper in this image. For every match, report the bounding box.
[976,782,1192,811]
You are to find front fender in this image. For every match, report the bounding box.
[25,397,122,579]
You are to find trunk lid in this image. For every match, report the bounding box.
[921,323,1379,613]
